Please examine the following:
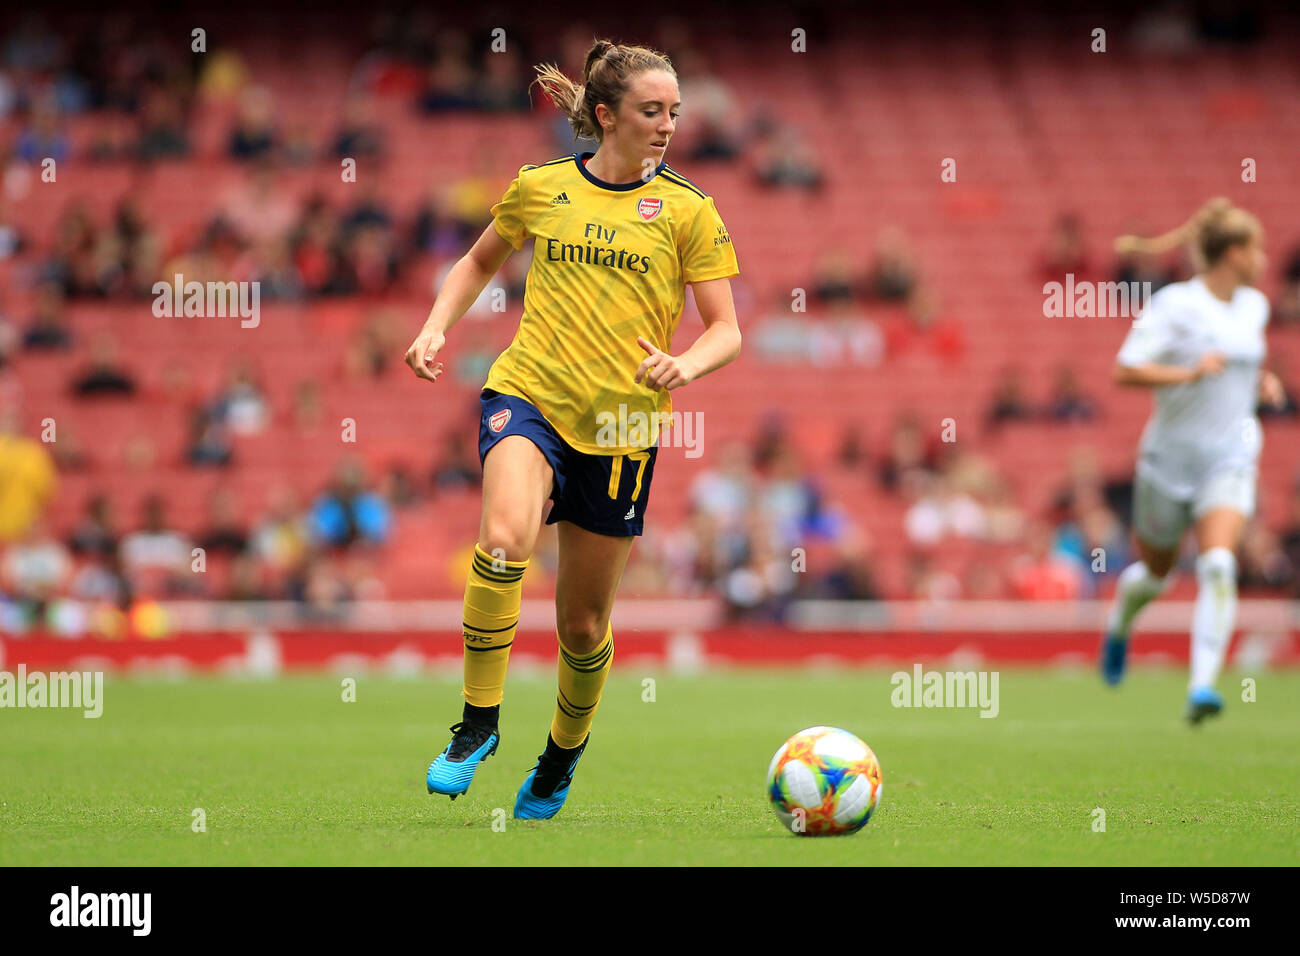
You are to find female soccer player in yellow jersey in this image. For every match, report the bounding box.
[405,39,741,818]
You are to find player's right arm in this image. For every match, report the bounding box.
[405,225,514,383]
[1112,286,1224,387]
[1113,353,1225,387]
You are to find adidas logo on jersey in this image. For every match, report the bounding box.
[551,192,571,205]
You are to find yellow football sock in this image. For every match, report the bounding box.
[462,543,528,707]
[551,622,614,748]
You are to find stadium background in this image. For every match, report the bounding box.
[3,1,1300,674]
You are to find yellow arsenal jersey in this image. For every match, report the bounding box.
[483,151,739,455]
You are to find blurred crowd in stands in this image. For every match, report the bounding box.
[4,12,1300,634]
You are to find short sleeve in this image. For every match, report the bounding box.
[1117,290,1176,367]
[680,197,739,284]
[490,167,530,251]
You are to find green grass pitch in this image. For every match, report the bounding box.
[2,669,1297,866]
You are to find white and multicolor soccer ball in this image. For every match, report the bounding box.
[767,726,883,836]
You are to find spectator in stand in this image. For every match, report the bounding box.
[810,251,857,306]
[690,439,755,536]
[752,123,822,192]
[344,308,400,380]
[16,98,70,163]
[242,236,304,301]
[721,512,794,622]
[331,97,386,160]
[134,86,190,159]
[756,441,825,548]
[280,121,317,166]
[0,302,14,369]
[340,181,394,239]
[410,179,452,257]
[196,487,249,556]
[878,413,939,491]
[227,554,269,600]
[22,281,72,351]
[984,366,1034,431]
[1040,212,1091,281]
[1046,365,1098,422]
[71,335,136,397]
[289,549,353,616]
[0,405,56,545]
[1280,487,1300,596]
[290,379,325,434]
[836,425,868,470]
[68,494,118,558]
[309,458,392,548]
[475,47,531,112]
[865,227,919,303]
[210,360,269,435]
[1237,519,1293,592]
[0,199,27,261]
[118,495,193,597]
[41,199,99,298]
[809,298,885,368]
[980,473,1027,543]
[1,519,71,615]
[1009,520,1082,599]
[220,161,297,247]
[228,85,278,160]
[185,404,233,467]
[1051,483,1129,595]
[675,47,742,163]
[418,31,478,112]
[68,552,130,608]
[1272,245,1300,326]
[251,486,309,580]
[810,527,883,600]
[379,464,421,509]
[112,192,163,298]
[906,552,961,601]
[431,430,481,492]
[883,288,966,363]
[903,471,987,546]
[288,193,341,296]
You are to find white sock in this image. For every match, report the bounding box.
[1190,547,1237,690]
[1106,561,1168,639]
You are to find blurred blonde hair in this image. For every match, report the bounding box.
[1114,198,1261,270]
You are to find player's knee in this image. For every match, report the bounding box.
[1195,547,1237,587]
[478,522,533,563]
[557,614,606,655]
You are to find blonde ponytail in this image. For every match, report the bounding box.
[1115,197,1258,269]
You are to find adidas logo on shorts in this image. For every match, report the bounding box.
[551,192,571,205]
[624,506,636,520]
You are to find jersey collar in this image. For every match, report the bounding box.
[573,151,666,191]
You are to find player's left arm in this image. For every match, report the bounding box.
[634,277,741,391]
[1258,368,1286,408]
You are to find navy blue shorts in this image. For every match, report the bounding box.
[478,389,658,537]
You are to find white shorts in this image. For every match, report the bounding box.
[1132,465,1257,550]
